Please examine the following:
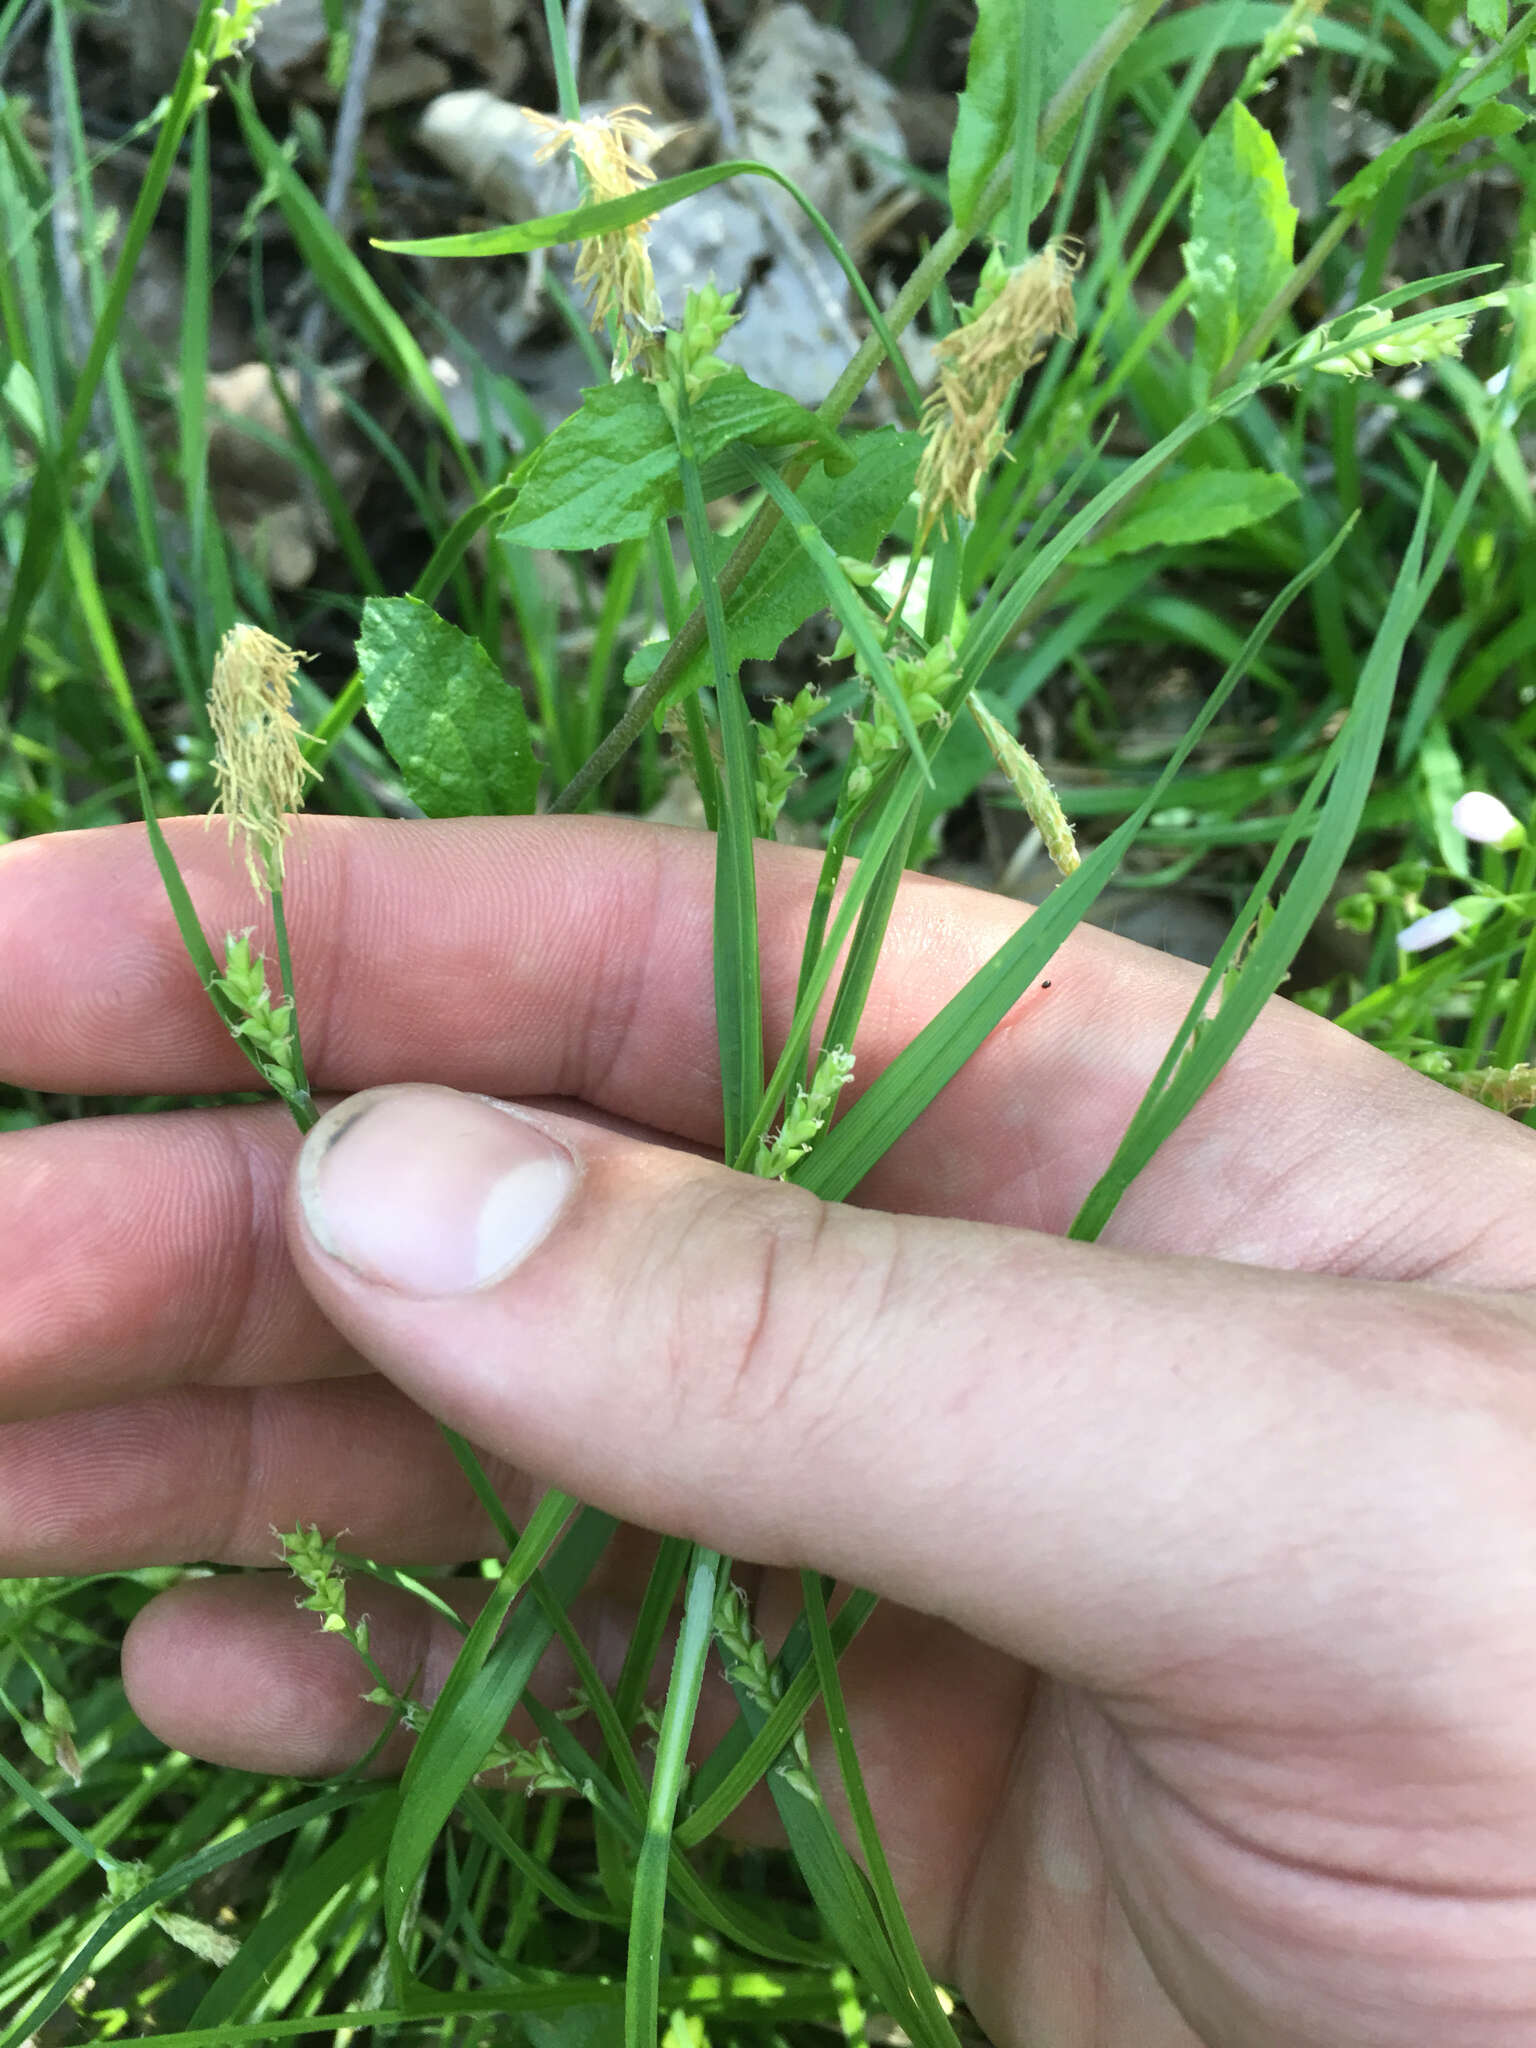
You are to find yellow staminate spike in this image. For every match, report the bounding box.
[526,104,664,372]
[207,624,318,895]
[915,243,1079,543]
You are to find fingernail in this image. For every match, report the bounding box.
[299,1085,577,1296]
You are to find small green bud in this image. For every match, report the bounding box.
[1333,894,1377,935]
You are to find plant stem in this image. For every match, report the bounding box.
[625,1547,725,2048]
[542,0,580,120]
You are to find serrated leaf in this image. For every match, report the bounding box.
[948,0,1121,226]
[1183,101,1297,376]
[626,427,924,717]
[1081,468,1299,560]
[503,371,846,552]
[357,597,538,817]
[1332,101,1528,210]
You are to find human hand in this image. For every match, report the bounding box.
[4,815,1536,2048]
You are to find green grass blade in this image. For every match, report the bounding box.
[713,1667,914,2031]
[458,1790,628,1924]
[187,1795,397,2027]
[815,791,923,1086]
[0,0,221,705]
[134,764,223,991]
[614,1533,692,1733]
[376,156,916,410]
[383,1496,613,1964]
[228,78,460,445]
[800,1573,957,2048]
[626,1547,726,2048]
[798,520,1356,1201]
[1071,480,1435,1239]
[673,376,763,1162]
[678,1588,876,1845]
[180,106,234,669]
[0,1786,365,2048]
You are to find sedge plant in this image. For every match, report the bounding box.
[5,0,1536,2041]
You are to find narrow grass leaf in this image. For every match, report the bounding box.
[375,157,914,410]
[0,1787,365,2048]
[639,428,922,719]
[626,1548,727,2048]
[1072,482,1433,1238]
[0,0,221,705]
[799,522,1354,1199]
[384,1498,614,1960]
[672,376,764,1161]
[801,1574,958,2048]
[134,766,228,997]
[679,1589,876,1845]
[187,1794,398,2026]
[229,80,457,440]
[815,792,924,1092]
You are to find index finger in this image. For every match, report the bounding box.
[1,815,1531,1282]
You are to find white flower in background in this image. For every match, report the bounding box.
[1397,905,1471,953]
[1451,791,1526,851]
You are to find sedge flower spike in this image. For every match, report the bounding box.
[968,696,1080,876]
[1452,791,1526,851]
[526,105,664,373]
[915,243,1078,542]
[208,625,318,895]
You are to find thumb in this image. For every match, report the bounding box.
[286,1083,1525,1709]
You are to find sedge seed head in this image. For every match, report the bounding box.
[969,695,1080,876]
[526,104,664,370]
[915,242,1079,539]
[208,625,318,895]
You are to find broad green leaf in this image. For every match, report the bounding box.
[1332,101,1528,210]
[503,370,845,552]
[1081,467,1299,560]
[628,427,923,716]
[1468,0,1508,38]
[1183,101,1297,376]
[357,597,538,817]
[949,0,1121,226]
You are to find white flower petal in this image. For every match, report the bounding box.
[1451,791,1523,847]
[1398,906,1469,954]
